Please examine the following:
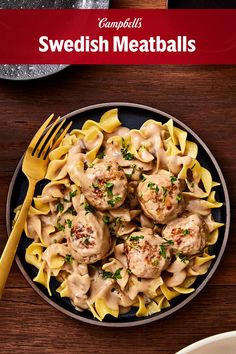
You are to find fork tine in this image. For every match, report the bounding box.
[41,119,69,159]
[28,114,54,150]
[42,120,72,160]
[50,121,73,151]
[34,115,61,155]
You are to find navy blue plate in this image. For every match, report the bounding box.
[6,103,230,327]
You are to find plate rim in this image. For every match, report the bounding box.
[0,64,69,81]
[6,102,230,327]
[176,330,236,354]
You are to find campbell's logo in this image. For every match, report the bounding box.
[98,17,142,30]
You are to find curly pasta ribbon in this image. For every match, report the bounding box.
[42,243,68,270]
[82,108,121,134]
[56,279,70,298]
[136,296,160,317]
[46,157,68,181]
[84,127,103,162]
[33,261,52,296]
[160,284,179,301]
[25,243,44,269]
[127,275,163,301]
[184,140,198,158]
[95,298,119,320]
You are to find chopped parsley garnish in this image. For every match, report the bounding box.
[97,150,105,159]
[178,254,188,263]
[105,182,114,197]
[148,182,159,193]
[107,196,122,207]
[125,164,137,179]
[170,176,177,185]
[159,244,167,259]
[64,255,73,263]
[127,268,132,275]
[114,217,122,225]
[55,219,65,231]
[183,229,190,235]
[159,239,174,259]
[56,224,65,232]
[162,186,168,200]
[84,202,95,214]
[124,152,134,161]
[66,219,73,228]
[102,268,123,280]
[67,207,77,216]
[126,172,132,179]
[113,268,123,280]
[121,138,134,161]
[63,190,77,203]
[163,238,174,246]
[102,215,110,224]
[129,235,145,241]
[92,183,99,189]
[69,190,77,200]
[176,194,182,202]
[102,271,113,280]
[141,174,146,182]
[56,202,64,213]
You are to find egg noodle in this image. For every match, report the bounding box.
[15,109,223,321]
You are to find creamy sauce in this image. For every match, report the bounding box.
[23,112,220,319]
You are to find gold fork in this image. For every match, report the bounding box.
[0,114,72,299]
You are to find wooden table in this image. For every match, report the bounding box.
[0,1,235,353]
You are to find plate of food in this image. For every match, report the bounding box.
[6,102,230,327]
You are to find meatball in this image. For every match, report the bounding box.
[81,161,128,210]
[137,170,185,224]
[124,229,171,278]
[66,211,111,264]
[162,213,208,256]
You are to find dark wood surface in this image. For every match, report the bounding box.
[0,1,236,353]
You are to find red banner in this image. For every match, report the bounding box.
[0,9,235,64]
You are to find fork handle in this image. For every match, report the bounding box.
[0,178,37,299]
